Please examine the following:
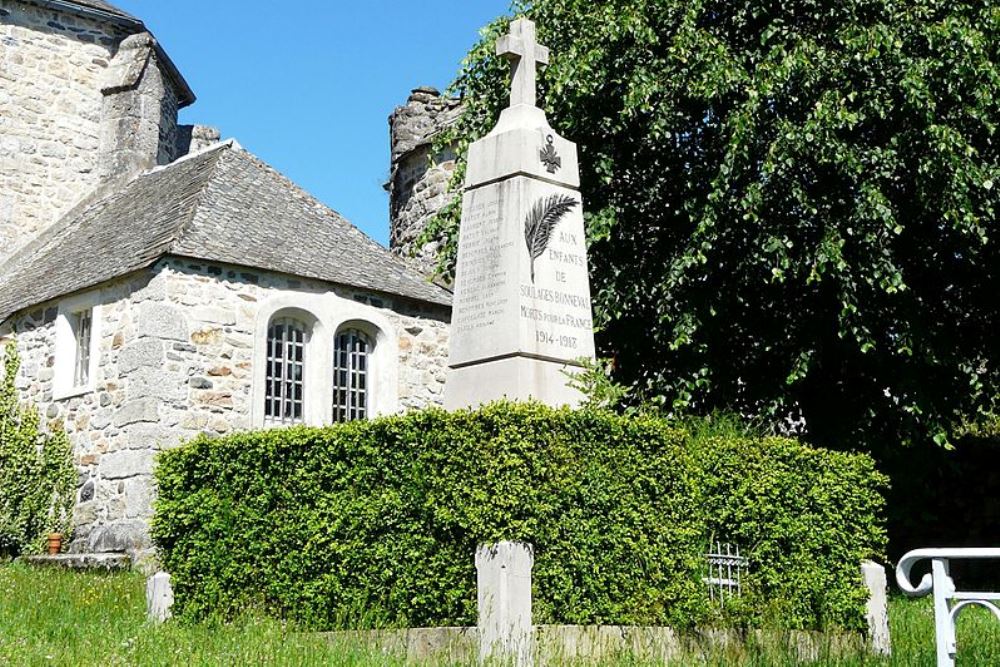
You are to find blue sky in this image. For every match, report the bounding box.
[114,1,510,245]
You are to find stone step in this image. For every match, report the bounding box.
[23,553,131,571]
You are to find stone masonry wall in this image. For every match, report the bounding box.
[8,269,168,554]
[0,2,187,260]
[175,124,221,157]
[158,259,450,427]
[156,56,180,165]
[0,0,126,260]
[6,259,449,554]
[387,87,463,278]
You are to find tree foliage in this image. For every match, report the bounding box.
[427,0,999,450]
[0,344,76,556]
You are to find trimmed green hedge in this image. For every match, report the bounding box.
[153,403,885,630]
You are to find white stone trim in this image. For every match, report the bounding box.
[331,312,400,418]
[253,304,327,428]
[53,292,103,401]
[251,292,400,428]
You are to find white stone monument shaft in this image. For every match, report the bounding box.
[445,17,596,410]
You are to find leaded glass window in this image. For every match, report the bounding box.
[333,329,371,422]
[265,317,307,425]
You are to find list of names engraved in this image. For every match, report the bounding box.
[453,188,514,337]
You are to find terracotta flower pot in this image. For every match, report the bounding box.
[46,533,63,555]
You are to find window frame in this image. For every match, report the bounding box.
[332,327,374,423]
[263,316,309,426]
[251,295,400,429]
[53,296,102,401]
[73,308,93,388]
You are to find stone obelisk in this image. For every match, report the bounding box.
[445,18,596,410]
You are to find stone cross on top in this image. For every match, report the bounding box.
[497,18,549,108]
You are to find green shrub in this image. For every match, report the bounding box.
[0,343,76,556]
[153,403,886,631]
[686,418,888,628]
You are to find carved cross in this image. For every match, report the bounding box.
[496,18,550,108]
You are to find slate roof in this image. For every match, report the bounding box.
[61,0,138,21]
[0,143,451,322]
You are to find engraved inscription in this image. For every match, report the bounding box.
[523,194,579,283]
[450,179,595,366]
[519,211,593,358]
[453,194,513,335]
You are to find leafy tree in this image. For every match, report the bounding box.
[427,0,999,450]
[0,343,76,555]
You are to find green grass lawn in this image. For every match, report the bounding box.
[0,562,998,665]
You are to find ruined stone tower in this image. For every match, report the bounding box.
[386,87,463,278]
[0,0,218,261]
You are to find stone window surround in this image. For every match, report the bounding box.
[333,327,373,423]
[251,293,400,428]
[53,292,103,401]
[264,314,310,426]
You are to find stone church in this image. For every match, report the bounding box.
[0,0,459,554]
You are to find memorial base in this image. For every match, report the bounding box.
[444,356,585,410]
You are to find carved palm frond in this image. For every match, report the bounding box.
[524,194,579,283]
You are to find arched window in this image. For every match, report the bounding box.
[333,328,372,422]
[265,316,307,425]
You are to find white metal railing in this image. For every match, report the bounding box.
[896,548,1000,666]
[705,542,747,603]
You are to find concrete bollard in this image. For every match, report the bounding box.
[861,560,891,655]
[476,541,534,665]
[146,571,174,623]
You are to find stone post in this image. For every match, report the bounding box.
[476,541,534,665]
[146,571,174,623]
[861,560,891,655]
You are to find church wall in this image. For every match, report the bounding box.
[98,32,184,182]
[5,259,449,555]
[0,2,188,261]
[158,259,450,424]
[7,269,169,554]
[157,66,181,165]
[0,1,125,260]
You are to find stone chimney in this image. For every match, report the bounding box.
[98,32,176,182]
[176,125,221,157]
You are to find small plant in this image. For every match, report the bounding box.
[0,343,76,556]
[565,357,635,412]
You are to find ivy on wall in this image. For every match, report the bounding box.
[0,343,76,556]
